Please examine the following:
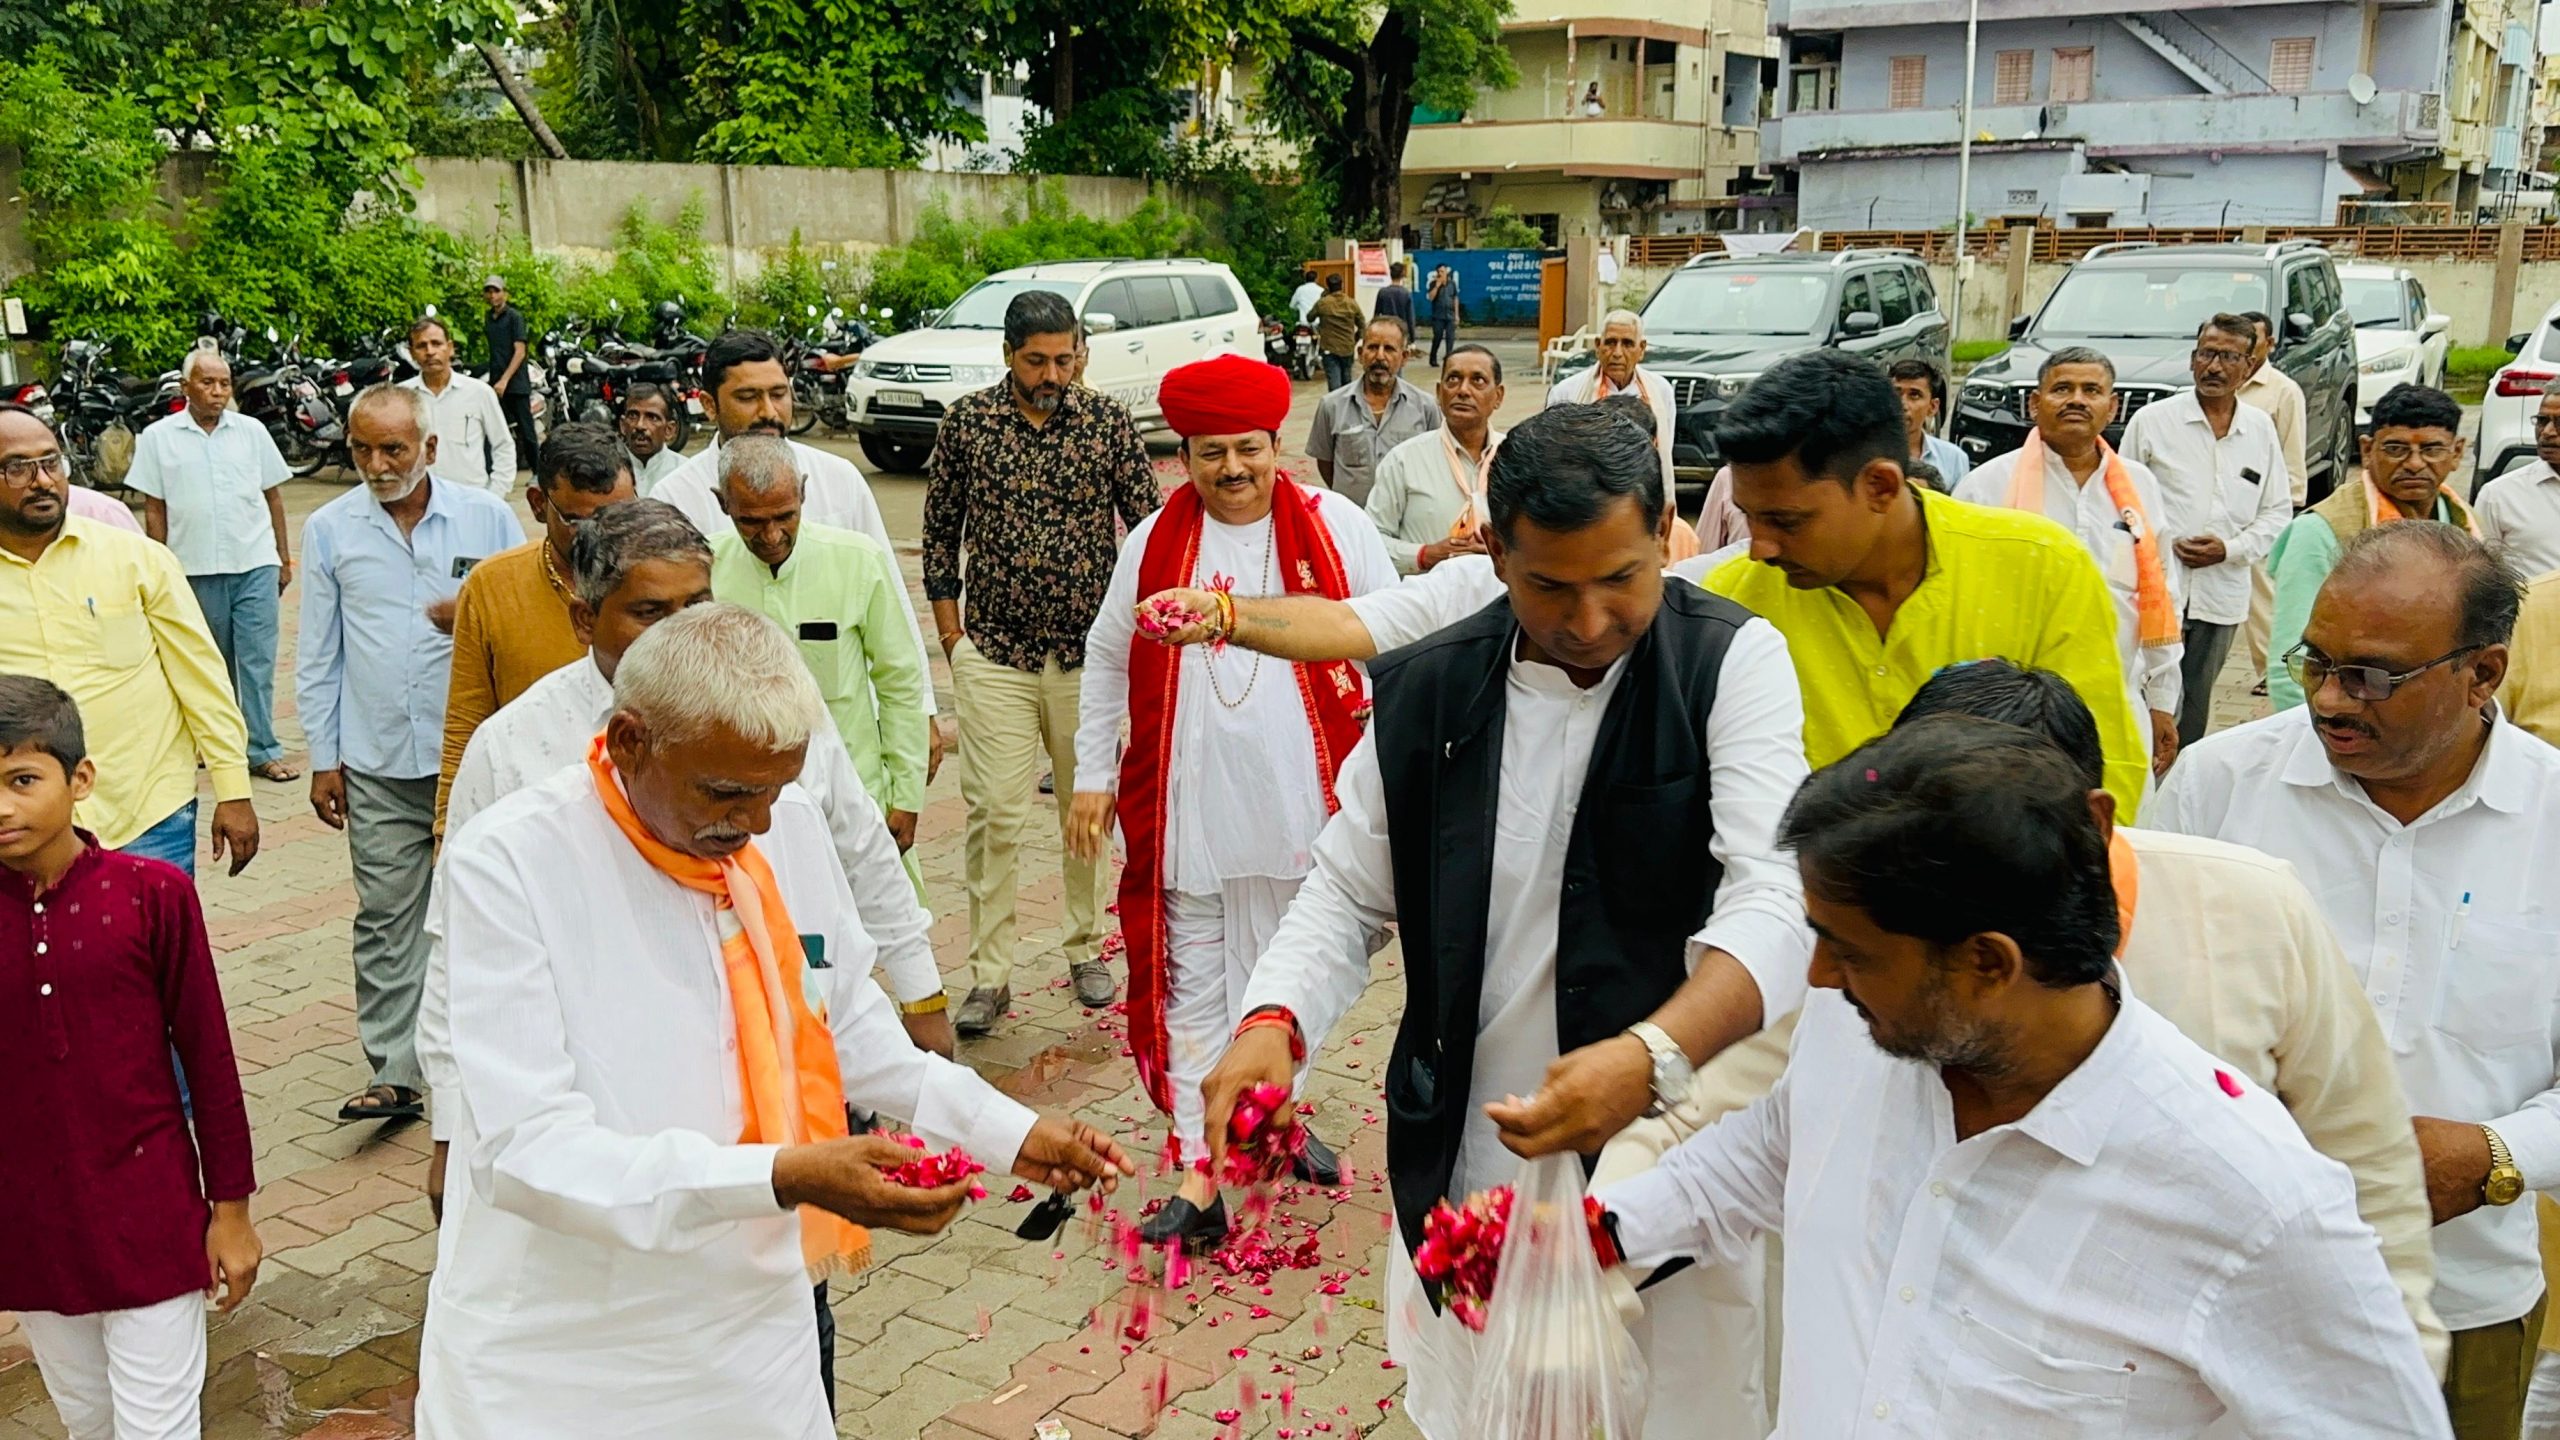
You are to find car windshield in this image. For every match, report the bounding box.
[1643,270,1831,335]
[2034,265,2273,339]
[2341,276,2408,329]
[935,278,1080,329]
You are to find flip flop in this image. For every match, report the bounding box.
[337,1084,424,1123]
[253,761,302,782]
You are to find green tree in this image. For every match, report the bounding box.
[1255,0,1516,233]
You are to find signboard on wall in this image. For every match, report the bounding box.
[1410,248,1548,325]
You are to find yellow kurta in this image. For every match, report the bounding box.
[1704,484,2153,818]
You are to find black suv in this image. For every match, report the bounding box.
[1954,240,2359,502]
[1557,248,1950,492]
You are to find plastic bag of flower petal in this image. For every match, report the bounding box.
[1465,1153,1646,1440]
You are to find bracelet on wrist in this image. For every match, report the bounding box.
[1233,1006,1306,1063]
[898,993,951,1016]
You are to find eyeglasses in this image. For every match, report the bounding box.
[2190,349,2251,369]
[2373,440,2458,463]
[2282,642,2480,702]
[0,453,67,487]
[2532,415,2560,431]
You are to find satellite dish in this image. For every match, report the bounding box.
[2349,73,2378,105]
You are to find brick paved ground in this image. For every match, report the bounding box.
[0,352,2275,1440]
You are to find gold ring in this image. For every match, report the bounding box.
[1087,823,1104,835]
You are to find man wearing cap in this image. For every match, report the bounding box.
[482,277,536,476]
[1067,355,1397,1250]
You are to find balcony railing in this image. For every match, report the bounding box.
[1621,223,2560,269]
[1766,90,2439,161]
[1402,115,1754,176]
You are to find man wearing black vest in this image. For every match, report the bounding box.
[1198,404,1812,1439]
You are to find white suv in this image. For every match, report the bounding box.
[846,258,1261,472]
[2337,262,2450,427]
[2477,299,2560,484]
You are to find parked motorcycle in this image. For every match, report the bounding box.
[230,325,343,478]
[592,299,708,449]
[794,304,877,436]
[1261,317,1295,374]
[1289,322,1320,381]
[48,337,183,489]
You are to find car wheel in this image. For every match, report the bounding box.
[859,433,933,474]
[2326,389,2358,492]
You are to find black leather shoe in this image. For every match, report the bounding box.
[1137,1194,1229,1252]
[1291,1130,1342,1187]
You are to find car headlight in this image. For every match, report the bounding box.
[1960,382,2007,410]
[1707,375,1750,400]
[855,359,883,379]
[949,365,1003,386]
[2359,349,2415,377]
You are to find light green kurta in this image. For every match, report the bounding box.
[711,523,928,814]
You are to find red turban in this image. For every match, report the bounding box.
[1158,353,1291,438]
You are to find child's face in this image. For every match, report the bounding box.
[0,745,91,866]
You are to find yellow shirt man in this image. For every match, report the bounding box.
[0,516,250,845]
[1704,485,2152,816]
[2504,571,2560,746]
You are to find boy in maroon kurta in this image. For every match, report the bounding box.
[0,675,260,1439]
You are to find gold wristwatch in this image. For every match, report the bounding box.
[898,993,951,1017]
[2482,1125,2525,1207]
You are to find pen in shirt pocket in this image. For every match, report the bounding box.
[86,596,96,617]
[2450,892,2473,949]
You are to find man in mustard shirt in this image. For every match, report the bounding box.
[708,435,928,861]
[0,403,261,874]
[1707,350,2152,816]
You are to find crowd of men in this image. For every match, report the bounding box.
[7,263,2560,1440]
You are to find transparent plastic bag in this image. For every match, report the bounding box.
[1468,1152,1650,1440]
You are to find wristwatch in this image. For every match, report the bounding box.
[1626,1022,1695,1120]
[898,993,951,1017]
[2483,1125,2525,1207]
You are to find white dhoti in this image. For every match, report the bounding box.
[1165,877,1307,1163]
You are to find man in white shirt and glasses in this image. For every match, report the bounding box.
[2156,521,2556,1440]
[2122,313,2295,748]
[1600,716,2448,1439]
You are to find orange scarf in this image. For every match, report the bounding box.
[2009,430,2180,649]
[586,737,868,1278]
[2366,477,2482,538]
[1438,427,1497,539]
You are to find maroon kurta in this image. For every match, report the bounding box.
[0,838,255,1315]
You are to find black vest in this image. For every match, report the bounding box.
[1369,579,1749,1255]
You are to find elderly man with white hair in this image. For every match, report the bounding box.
[125,346,301,782]
[420,602,1135,1440]
[1547,309,1679,500]
[295,385,520,1124]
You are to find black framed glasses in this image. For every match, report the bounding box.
[2373,440,2458,464]
[2282,642,2480,702]
[2190,349,2251,369]
[2532,415,2560,431]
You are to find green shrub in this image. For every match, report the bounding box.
[1471,207,1544,250]
[854,180,1220,330]
[2448,345,2518,379]
[1953,340,2011,365]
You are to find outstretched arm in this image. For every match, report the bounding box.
[1137,588,1382,663]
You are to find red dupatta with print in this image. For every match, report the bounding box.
[1117,476,1368,1114]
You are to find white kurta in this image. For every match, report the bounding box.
[1238,620,1813,1440]
[1600,989,2447,1439]
[1957,447,2186,717]
[1076,488,1396,1151]
[419,655,942,1142]
[652,438,935,716]
[419,767,1036,1439]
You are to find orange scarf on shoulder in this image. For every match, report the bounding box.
[587,737,868,1278]
[2009,429,2180,650]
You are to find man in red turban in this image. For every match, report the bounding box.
[1066,354,1398,1249]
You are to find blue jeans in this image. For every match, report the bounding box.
[188,567,282,767]
[116,799,198,877]
[1322,353,1353,390]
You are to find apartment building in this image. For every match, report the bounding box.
[1398,0,1776,244]
[1761,0,2539,229]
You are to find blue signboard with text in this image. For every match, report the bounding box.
[1410,249,1549,326]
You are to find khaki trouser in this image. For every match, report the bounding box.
[2449,1290,2550,1440]
[2245,560,2275,679]
[951,638,1106,991]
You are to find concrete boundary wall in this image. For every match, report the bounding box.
[1613,256,2560,350]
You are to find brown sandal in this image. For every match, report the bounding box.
[337,1084,424,1123]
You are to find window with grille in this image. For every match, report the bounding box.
[1890,55,1927,109]
[2270,37,2315,93]
[1993,50,2034,106]
[2051,48,2093,104]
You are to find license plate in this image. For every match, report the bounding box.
[332,380,353,397]
[878,389,923,409]
[686,396,706,417]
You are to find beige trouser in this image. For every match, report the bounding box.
[2245,561,2275,678]
[951,639,1107,992]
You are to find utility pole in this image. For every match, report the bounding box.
[1946,0,1982,343]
